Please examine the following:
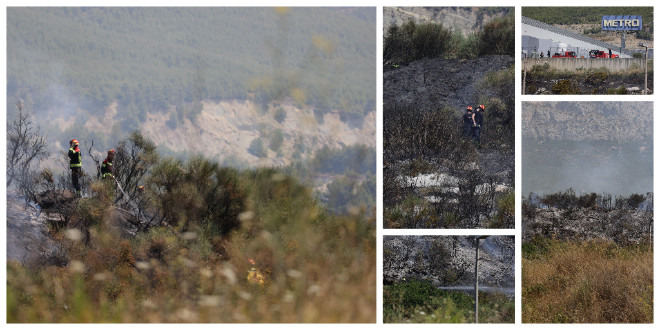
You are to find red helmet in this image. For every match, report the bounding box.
[466,106,473,111]
[478,104,485,110]
[71,139,79,146]
[108,149,116,155]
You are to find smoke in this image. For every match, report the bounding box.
[523,101,653,196]
[523,139,652,196]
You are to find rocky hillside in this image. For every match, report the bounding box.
[384,7,511,36]
[383,236,514,292]
[59,100,375,169]
[522,101,652,142]
[556,24,654,49]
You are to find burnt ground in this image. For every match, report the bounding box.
[7,189,143,265]
[523,70,654,95]
[523,206,653,245]
[6,190,62,264]
[384,55,515,228]
[384,55,514,111]
[383,236,515,291]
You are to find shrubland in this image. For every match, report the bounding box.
[7,132,376,323]
[383,279,514,323]
[523,238,652,323]
[522,190,653,323]
[384,12,513,65]
[524,62,654,95]
[383,66,514,228]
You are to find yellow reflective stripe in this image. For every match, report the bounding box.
[69,148,82,165]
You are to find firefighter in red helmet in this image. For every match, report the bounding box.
[101,149,116,179]
[68,139,82,196]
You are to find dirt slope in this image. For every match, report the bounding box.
[384,55,513,112]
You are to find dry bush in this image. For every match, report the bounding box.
[7,166,376,323]
[523,239,653,323]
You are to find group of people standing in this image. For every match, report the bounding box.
[68,139,115,197]
[462,104,485,149]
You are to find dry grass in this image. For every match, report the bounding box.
[7,170,376,323]
[522,239,653,323]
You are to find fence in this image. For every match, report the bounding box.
[522,57,645,72]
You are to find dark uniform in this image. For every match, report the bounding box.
[68,140,82,196]
[101,148,116,180]
[472,106,484,149]
[462,108,474,138]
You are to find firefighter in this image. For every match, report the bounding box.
[471,104,485,149]
[547,50,550,58]
[101,149,116,180]
[68,139,82,196]
[462,106,474,140]
[608,48,612,58]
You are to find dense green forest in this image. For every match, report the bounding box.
[522,7,653,27]
[7,7,376,124]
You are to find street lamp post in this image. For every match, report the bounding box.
[474,235,489,323]
[639,43,648,95]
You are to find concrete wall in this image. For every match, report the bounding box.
[522,57,646,72]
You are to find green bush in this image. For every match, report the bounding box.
[383,279,514,323]
[477,14,514,56]
[248,137,266,158]
[551,79,580,94]
[385,280,444,309]
[269,129,284,152]
[384,20,453,65]
[273,107,287,123]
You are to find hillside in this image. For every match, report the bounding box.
[521,7,654,50]
[76,99,376,168]
[384,55,513,111]
[522,102,653,198]
[7,7,375,118]
[522,102,652,141]
[7,7,377,208]
[384,7,511,36]
[383,55,514,229]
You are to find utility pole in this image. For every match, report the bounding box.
[639,43,648,95]
[474,235,489,323]
[522,61,526,95]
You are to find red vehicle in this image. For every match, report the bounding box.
[552,51,577,58]
[589,50,619,58]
